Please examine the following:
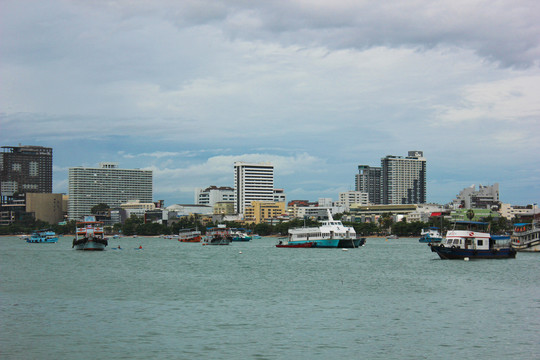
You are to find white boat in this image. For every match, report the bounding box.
[288,210,362,248]
[72,216,108,251]
[430,221,515,260]
[511,221,540,252]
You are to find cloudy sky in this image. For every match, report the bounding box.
[1,0,539,206]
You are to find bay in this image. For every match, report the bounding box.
[1,236,539,359]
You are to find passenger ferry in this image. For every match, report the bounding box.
[511,221,540,252]
[72,216,108,251]
[287,210,362,248]
[430,221,515,260]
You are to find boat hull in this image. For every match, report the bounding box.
[337,238,366,248]
[419,236,442,243]
[511,239,540,252]
[27,238,58,243]
[178,236,202,243]
[276,242,314,248]
[288,239,340,248]
[430,244,516,259]
[73,238,108,251]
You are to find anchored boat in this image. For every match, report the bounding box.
[72,216,108,251]
[430,221,515,260]
[26,229,58,243]
[203,225,232,245]
[287,210,362,248]
[511,221,540,252]
[178,228,202,242]
[419,227,442,243]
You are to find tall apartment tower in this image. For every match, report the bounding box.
[381,151,426,205]
[234,162,274,215]
[355,165,382,204]
[1,145,53,203]
[68,162,152,220]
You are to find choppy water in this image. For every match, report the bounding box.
[1,236,539,359]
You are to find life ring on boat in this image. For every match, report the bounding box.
[451,245,456,249]
[469,232,474,237]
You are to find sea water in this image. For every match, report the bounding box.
[1,236,539,359]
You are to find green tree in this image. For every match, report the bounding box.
[91,203,110,214]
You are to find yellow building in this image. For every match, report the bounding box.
[244,201,286,224]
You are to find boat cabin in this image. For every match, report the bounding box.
[442,221,508,251]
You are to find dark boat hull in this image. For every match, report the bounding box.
[430,244,516,260]
[276,242,314,248]
[337,238,366,248]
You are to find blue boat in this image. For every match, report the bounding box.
[230,229,252,242]
[26,229,58,243]
[419,227,443,243]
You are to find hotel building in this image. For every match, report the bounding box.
[234,162,274,216]
[381,151,426,205]
[355,165,382,205]
[68,162,152,221]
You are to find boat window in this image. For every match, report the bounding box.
[477,240,483,246]
[446,239,453,245]
[453,239,460,245]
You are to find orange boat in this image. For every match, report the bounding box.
[178,229,202,242]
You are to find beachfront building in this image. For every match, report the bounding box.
[68,162,152,221]
[381,151,426,205]
[234,162,274,216]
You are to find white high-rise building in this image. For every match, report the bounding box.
[68,162,152,221]
[194,186,235,206]
[234,162,274,215]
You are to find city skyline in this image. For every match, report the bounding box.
[1,1,539,206]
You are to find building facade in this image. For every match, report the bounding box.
[381,151,426,205]
[355,165,382,205]
[1,145,53,203]
[234,162,274,216]
[338,191,369,210]
[450,183,499,209]
[194,186,235,206]
[244,201,286,224]
[25,193,65,224]
[68,162,152,221]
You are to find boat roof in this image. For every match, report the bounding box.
[454,220,489,225]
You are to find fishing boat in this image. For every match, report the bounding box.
[26,229,58,243]
[202,225,232,245]
[287,210,360,248]
[511,221,540,252]
[178,228,202,242]
[276,240,314,248]
[231,229,252,242]
[72,216,108,251]
[430,221,516,260]
[418,227,443,243]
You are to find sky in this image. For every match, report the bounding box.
[1,0,539,206]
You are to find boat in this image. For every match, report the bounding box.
[178,228,202,242]
[202,225,232,245]
[72,216,108,251]
[230,228,252,242]
[276,240,314,248]
[419,227,443,243]
[387,234,399,239]
[287,210,361,248]
[429,221,516,260]
[26,229,58,243]
[511,221,540,252]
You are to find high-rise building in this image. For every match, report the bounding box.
[68,162,152,220]
[355,165,382,204]
[1,145,53,202]
[381,151,426,205]
[451,183,499,209]
[234,162,274,215]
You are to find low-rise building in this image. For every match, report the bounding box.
[244,201,286,224]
